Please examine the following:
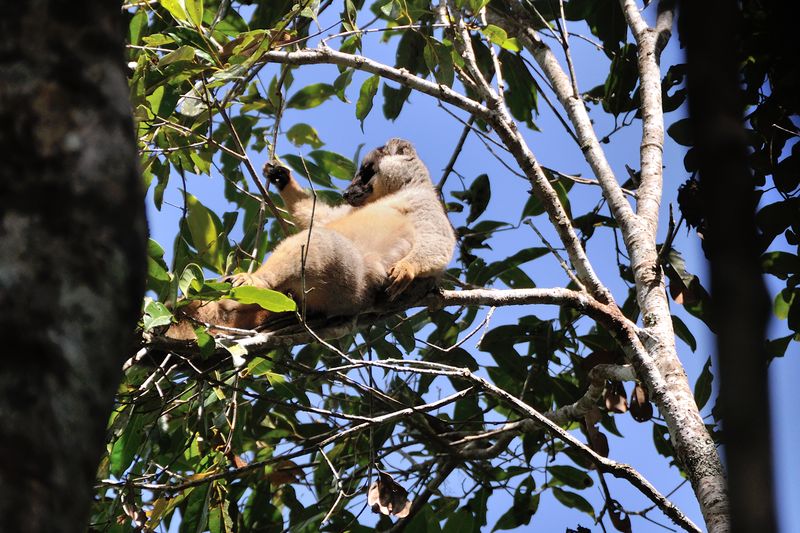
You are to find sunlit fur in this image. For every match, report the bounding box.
[167,139,455,339]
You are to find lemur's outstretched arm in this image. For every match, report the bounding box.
[265,164,352,229]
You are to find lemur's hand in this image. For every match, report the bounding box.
[263,163,291,190]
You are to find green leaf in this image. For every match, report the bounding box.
[179,263,205,296]
[146,239,171,291]
[287,83,336,109]
[482,24,508,46]
[652,423,675,458]
[286,123,324,148]
[179,485,210,533]
[549,465,593,489]
[423,40,455,87]
[247,356,274,377]
[383,84,411,120]
[194,327,216,358]
[766,334,795,359]
[475,247,548,286]
[379,0,396,17]
[282,154,334,188]
[500,50,538,128]
[143,299,173,330]
[333,69,354,101]
[761,251,800,280]
[667,118,693,147]
[228,286,297,312]
[109,413,145,477]
[467,174,491,223]
[468,0,492,12]
[492,477,538,531]
[694,357,713,410]
[356,75,380,126]
[309,150,356,180]
[774,289,795,320]
[444,508,476,533]
[552,487,594,517]
[128,9,149,47]
[161,0,189,23]
[186,194,227,273]
[757,198,800,247]
[184,0,204,26]
[599,44,638,116]
[208,494,234,533]
[671,315,697,351]
[521,191,545,218]
[158,45,195,67]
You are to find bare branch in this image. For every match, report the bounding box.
[262,47,491,120]
[487,8,636,238]
[621,0,675,238]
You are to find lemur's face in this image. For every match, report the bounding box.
[343,145,385,206]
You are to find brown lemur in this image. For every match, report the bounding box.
[166,138,456,339]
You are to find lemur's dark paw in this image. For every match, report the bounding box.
[222,272,266,288]
[263,162,291,190]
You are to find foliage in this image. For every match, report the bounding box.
[92,1,792,531]
[673,2,800,353]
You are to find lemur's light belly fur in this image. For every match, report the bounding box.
[167,139,455,340]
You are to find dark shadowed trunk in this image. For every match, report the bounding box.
[681,1,777,532]
[0,2,146,532]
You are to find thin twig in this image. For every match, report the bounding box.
[214,101,290,236]
[438,116,475,191]
[524,219,586,291]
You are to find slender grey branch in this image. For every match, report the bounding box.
[620,0,674,238]
[487,8,636,240]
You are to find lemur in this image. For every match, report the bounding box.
[167,139,455,339]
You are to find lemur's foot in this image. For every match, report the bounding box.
[387,259,416,301]
[222,272,269,288]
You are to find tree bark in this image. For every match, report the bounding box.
[682,1,777,533]
[0,2,146,532]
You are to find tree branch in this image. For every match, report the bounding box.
[262,45,612,304]
[620,0,674,238]
[487,7,636,238]
[330,357,700,533]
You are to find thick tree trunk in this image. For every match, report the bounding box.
[682,2,778,532]
[0,2,146,532]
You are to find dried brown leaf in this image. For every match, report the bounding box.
[368,469,413,518]
[265,460,302,486]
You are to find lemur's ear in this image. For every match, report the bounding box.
[392,139,415,156]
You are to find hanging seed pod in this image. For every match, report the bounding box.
[604,381,628,413]
[630,383,653,422]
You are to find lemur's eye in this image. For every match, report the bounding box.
[359,162,376,184]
